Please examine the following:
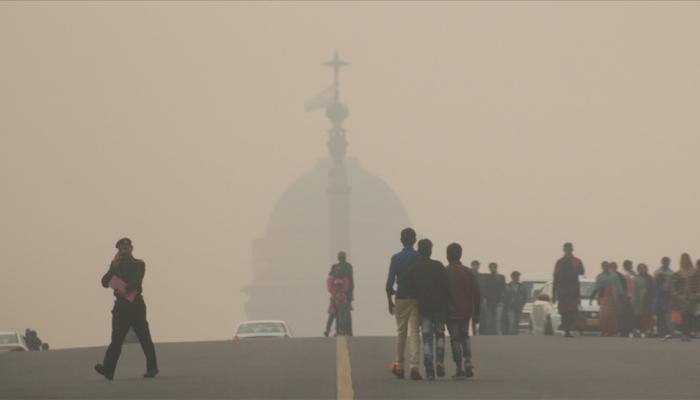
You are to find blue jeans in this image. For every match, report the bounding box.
[420,317,445,375]
[446,318,473,368]
[478,300,488,335]
[485,301,503,335]
[505,309,522,335]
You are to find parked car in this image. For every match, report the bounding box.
[0,332,28,352]
[233,320,292,341]
[530,278,600,335]
[519,277,550,333]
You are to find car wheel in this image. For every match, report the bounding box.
[544,316,554,336]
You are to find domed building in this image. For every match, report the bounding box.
[243,52,411,336]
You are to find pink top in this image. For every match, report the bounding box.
[108,275,136,303]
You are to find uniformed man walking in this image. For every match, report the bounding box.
[95,238,158,380]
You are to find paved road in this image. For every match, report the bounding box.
[0,339,336,399]
[1,335,699,399]
[349,336,700,399]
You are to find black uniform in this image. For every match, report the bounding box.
[100,257,157,377]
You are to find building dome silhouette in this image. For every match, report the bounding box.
[244,157,411,336]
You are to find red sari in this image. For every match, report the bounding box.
[599,286,619,336]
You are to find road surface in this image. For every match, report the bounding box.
[1,335,698,399]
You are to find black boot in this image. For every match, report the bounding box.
[94,364,113,380]
[452,364,465,380]
[143,369,159,378]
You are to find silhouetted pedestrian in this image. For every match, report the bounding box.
[618,260,636,337]
[410,239,448,380]
[653,257,674,339]
[670,253,700,342]
[445,243,480,379]
[324,263,340,337]
[553,243,585,338]
[609,262,630,337]
[632,264,654,337]
[503,271,528,335]
[324,252,354,336]
[483,263,505,335]
[335,251,354,336]
[330,270,352,336]
[470,260,487,335]
[592,261,624,337]
[386,228,421,380]
[95,238,158,380]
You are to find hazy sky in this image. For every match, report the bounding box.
[2,2,699,348]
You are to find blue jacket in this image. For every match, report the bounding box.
[385,247,418,299]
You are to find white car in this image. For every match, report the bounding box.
[530,278,600,335]
[0,332,28,352]
[233,320,292,341]
[519,277,550,333]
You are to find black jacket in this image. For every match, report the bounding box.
[101,257,146,297]
[483,273,506,305]
[503,282,529,311]
[410,256,448,318]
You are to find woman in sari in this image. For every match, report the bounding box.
[632,264,654,337]
[671,253,700,342]
[332,274,352,336]
[592,261,624,337]
[324,264,341,337]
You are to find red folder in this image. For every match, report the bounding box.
[108,275,136,303]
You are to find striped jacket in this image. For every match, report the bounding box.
[670,268,700,301]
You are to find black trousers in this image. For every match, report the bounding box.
[326,303,353,336]
[103,296,158,376]
[325,313,335,334]
[335,303,352,336]
[561,311,578,333]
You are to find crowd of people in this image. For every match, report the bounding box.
[592,254,700,342]
[323,228,552,380]
[470,261,529,336]
[322,227,700,382]
[384,228,481,380]
[322,243,531,340]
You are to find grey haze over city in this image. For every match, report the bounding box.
[2,2,700,350]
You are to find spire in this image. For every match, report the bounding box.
[322,50,350,162]
[322,50,351,261]
[323,49,350,105]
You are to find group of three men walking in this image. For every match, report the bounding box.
[386,228,481,380]
[471,261,529,336]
